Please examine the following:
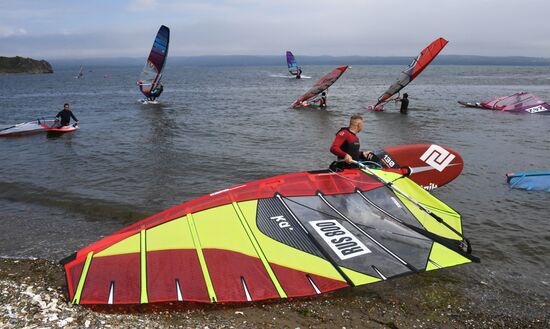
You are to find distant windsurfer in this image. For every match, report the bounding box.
[297,91,327,108]
[396,93,409,114]
[296,68,302,79]
[138,81,164,101]
[55,103,79,127]
[329,114,373,170]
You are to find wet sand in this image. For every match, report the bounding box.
[1,258,547,328]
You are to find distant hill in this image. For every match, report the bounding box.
[167,55,550,66]
[0,56,53,74]
[48,54,550,67]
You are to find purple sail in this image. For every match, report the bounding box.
[286,51,299,75]
[480,92,549,114]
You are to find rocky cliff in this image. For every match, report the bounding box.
[0,56,53,74]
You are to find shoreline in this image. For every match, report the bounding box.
[1,258,547,328]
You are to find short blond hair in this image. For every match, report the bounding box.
[350,114,363,125]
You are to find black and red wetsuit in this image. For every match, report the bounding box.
[329,127,370,171]
[330,127,366,161]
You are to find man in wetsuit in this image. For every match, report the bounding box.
[55,103,79,127]
[296,68,302,79]
[396,93,409,114]
[329,114,373,170]
[319,91,327,108]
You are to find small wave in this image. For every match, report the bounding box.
[0,255,37,260]
[0,181,150,224]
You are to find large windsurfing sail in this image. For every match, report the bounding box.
[138,25,170,98]
[61,166,478,305]
[290,66,349,108]
[371,38,448,109]
[507,171,550,191]
[480,92,550,114]
[286,51,300,75]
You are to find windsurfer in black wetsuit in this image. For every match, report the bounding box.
[55,103,79,127]
[296,68,302,79]
[396,93,409,114]
[319,91,327,108]
[329,114,374,170]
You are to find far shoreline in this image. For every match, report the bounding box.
[44,54,550,67]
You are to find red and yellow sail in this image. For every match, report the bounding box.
[62,168,477,305]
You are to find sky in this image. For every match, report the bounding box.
[1,0,549,59]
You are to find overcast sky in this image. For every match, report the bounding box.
[1,0,549,59]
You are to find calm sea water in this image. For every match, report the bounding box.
[0,63,549,309]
